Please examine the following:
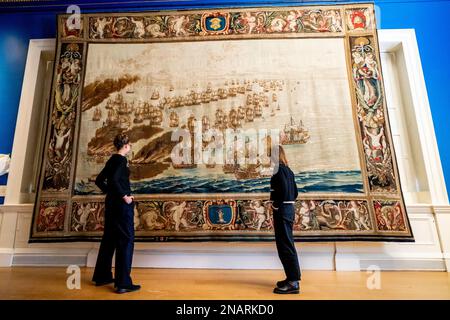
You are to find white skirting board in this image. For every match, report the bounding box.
[87,244,335,270]
[0,249,13,266]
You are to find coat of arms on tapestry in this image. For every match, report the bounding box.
[29,3,414,242]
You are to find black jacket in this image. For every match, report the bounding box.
[95,154,131,198]
[270,163,298,209]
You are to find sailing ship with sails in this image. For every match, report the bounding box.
[169,111,179,127]
[133,107,144,124]
[237,106,246,120]
[223,150,238,174]
[126,83,135,94]
[118,102,133,115]
[92,107,101,121]
[106,108,119,127]
[202,115,210,132]
[254,104,262,118]
[245,105,254,122]
[151,90,160,100]
[215,108,225,128]
[281,116,310,145]
[172,115,197,169]
[233,142,266,180]
[228,108,241,129]
[150,105,163,126]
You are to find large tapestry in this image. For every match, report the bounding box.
[30,3,414,242]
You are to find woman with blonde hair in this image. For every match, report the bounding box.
[270,145,301,294]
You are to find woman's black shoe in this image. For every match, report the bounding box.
[273,281,299,294]
[116,284,141,294]
[276,279,288,288]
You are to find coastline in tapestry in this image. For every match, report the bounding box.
[74,38,363,195]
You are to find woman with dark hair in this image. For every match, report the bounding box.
[92,133,140,294]
[270,145,301,294]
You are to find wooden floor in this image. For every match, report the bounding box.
[0,267,449,300]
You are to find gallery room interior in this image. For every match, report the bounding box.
[0,0,449,301]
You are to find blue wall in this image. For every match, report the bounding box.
[0,0,449,198]
[375,1,450,199]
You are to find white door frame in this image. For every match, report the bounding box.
[378,29,448,205]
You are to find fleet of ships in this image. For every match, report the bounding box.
[89,79,310,179]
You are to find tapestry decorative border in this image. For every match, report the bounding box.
[29,3,415,242]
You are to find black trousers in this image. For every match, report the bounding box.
[273,203,301,281]
[92,197,135,288]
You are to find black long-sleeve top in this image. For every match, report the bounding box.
[95,154,131,199]
[270,163,298,209]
